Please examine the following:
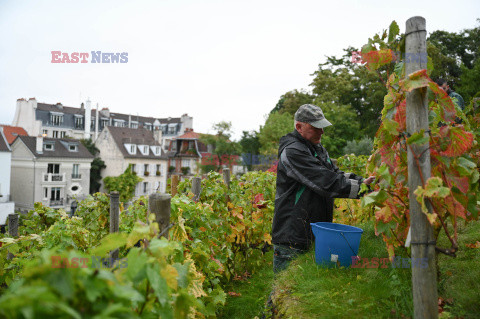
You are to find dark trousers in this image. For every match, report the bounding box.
[273,244,308,273]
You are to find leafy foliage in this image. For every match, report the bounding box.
[357,21,479,258]
[81,138,106,194]
[258,112,294,155]
[342,136,374,156]
[103,164,143,202]
[200,121,240,173]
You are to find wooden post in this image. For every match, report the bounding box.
[149,193,171,238]
[171,174,179,197]
[405,16,438,319]
[223,168,231,188]
[109,191,120,261]
[7,214,18,260]
[192,177,201,202]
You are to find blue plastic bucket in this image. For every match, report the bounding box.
[310,222,363,267]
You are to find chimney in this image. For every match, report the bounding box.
[153,128,162,144]
[56,102,63,110]
[84,99,91,139]
[94,103,99,141]
[80,102,84,110]
[36,135,43,153]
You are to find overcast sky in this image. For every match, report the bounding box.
[0,0,479,140]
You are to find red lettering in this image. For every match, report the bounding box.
[51,255,61,268]
[51,51,61,63]
[79,52,89,63]
[351,256,362,268]
[61,53,71,63]
[70,257,79,268]
[71,52,79,63]
[79,258,89,268]
[380,258,390,268]
[368,257,379,268]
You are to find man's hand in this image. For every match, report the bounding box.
[363,176,375,185]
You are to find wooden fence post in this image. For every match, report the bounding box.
[171,174,179,197]
[7,213,18,260]
[109,191,120,261]
[405,16,438,319]
[192,177,201,202]
[149,193,171,239]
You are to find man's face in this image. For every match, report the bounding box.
[297,122,324,144]
[441,83,450,93]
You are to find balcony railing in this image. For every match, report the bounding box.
[50,199,64,207]
[43,173,66,182]
[71,174,81,179]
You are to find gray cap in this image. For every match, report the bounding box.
[294,104,332,129]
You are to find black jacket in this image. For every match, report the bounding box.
[271,130,364,250]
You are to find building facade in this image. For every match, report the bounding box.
[96,126,168,197]
[10,136,94,213]
[12,98,193,151]
[0,127,14,225]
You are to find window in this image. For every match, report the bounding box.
[101,119,109,128]
[182,159,190,167]
[156,164,161,175]
[142,145,149,155]
[44,187,48,199]
[72,164,80,178]
[145,123,152,130]
[114,119,125,127]
[69,145,78,152]
[44,143,54,151]
[50,187,61,200]
[171,141,177,151]
[131,164,136,173]
[60,131,66,138]
[131,121,138,129]
[188,141,195,149]
[144,164,149,174]
[48,164,60,174]
[53,131,59,138]
[143,182,148,193]
[50,114,63,126]
[74,116,84,129]
[168,126,176,134]
[42,129,48,137]
[130,144,136,154]
[155,146,161,155]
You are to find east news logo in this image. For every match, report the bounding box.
[51,51,128,63]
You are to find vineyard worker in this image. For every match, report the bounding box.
[436,78,465,111]
[271,104,375,273]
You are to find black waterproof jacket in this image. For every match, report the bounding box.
[272,130,364,250]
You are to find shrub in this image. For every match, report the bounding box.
[342,136,373,156]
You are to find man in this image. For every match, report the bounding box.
[271,104,375,273]
[436,78,465,111]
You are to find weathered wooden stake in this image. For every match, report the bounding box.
[223,168,231,188]
[223,168,231,203]
[171,174,179,197]
[192,177,201,202]
[405,16,438,319]
[149,193,171,239]
[109,191,120,261]
[7,213,18,260]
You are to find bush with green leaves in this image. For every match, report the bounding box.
[342,136,374,156]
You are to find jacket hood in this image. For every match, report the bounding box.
[278,130,314,157]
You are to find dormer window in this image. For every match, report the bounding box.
[125,144,137,155]
[130,121,138,129]
[114,119,125,127]
[138,145,149,155]
[151,146,161,156]
[44,143,54,151]
[50,113,64,126]
[69,145,78,152]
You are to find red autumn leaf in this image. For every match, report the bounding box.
[254,193,264,204]
[228,291,242,297]
[394,100,406,132]
[444,195,466,219]
[438,125,474,157]
[400,69,430,92]
[199,227,207,232]
[444,171,469,193]
[361,49,395,70]
[465,241,480,248]
[428,82,456,122]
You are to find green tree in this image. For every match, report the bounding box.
[258,112,294,155]
[200,121,240,173]
[80,139,106,194]
[239,130,261,171]
[103,164,142,202]
[270,89,314,115]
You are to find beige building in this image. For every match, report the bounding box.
[96,126,168,196]
[10,136,94,213]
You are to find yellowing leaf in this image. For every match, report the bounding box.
[161,264,179,290]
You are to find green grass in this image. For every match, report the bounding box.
[219,221,480,318]
[218,251,275,319]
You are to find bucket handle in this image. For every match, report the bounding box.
[340,232,359,256]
